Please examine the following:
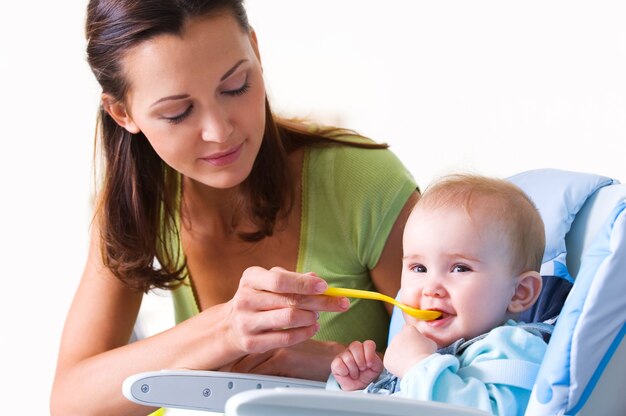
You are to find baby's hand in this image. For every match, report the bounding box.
[384,324,437,378]
[330,340,384,391]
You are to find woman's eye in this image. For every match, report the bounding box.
[222,81,250,97]
[410,264,427,273]
[164,105,193,125]
[451,264,471,273]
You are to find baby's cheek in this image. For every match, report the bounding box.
[399,284,421,306]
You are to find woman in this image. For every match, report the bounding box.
[51,0,419,414]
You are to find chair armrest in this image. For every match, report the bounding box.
[122,370,325,413]
[225,388,491,416]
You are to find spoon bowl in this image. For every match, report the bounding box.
[324,287,441,321]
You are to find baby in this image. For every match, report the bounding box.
[330,174,550,415]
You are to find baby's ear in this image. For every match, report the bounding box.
[508,271,543,314]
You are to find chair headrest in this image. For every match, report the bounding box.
[508,168,615,282]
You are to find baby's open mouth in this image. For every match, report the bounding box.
[429,309,448,320]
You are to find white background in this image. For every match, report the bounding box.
[1,1,624,414]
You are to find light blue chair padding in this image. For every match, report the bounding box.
[388,294,404,345]
[508,168,615,282]
[525,202,626,415]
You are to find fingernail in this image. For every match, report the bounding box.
[340,298,350,309]
[315,281,327,293]
[315,311,320,320]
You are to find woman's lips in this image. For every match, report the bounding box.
[201,143,243,166]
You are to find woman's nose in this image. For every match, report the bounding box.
[201,108,233,143]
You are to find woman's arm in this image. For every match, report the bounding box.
[51,225,345,416]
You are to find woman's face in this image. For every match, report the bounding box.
[108,13,267,190]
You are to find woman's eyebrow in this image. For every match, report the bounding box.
[220,59,247,81]
[150,94,190,108]
[150,60,249,108]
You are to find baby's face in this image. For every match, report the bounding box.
[400,205,519,348]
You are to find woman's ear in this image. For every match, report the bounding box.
[508,271,543,314]
[102,94,140,134]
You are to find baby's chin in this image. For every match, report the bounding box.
[413,323,456,349]
[430,335,454,349]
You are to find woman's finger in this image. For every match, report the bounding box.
[233,288,348,314]
[239,267,327,295]
[234,323,321,353]
[235,308,320,334]
[235,268,349,312]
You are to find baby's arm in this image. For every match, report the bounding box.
[330,340,384,391]
[384,324,437,378]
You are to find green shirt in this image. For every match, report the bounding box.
[171,140,417,348]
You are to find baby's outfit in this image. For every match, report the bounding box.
[327,320,552,416]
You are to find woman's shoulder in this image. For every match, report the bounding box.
[307,132,415,185]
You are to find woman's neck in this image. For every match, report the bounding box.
[180,177,244,238]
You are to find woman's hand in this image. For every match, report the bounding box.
[384,324,437,378]
[224,267,349,356]
[331,340,384,390]
[222,338,347,381]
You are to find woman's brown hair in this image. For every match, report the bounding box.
[86,0,387,292]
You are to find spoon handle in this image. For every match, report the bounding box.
[323,287,441,320]
[324,287,393,303]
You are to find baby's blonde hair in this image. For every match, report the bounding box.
[414,174,546,274]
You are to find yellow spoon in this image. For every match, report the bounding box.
[324,287,441,321]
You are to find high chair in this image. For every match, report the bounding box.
[123,169,626,415]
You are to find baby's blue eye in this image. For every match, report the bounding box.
[451,264,471,273]
[410,264,427,273]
